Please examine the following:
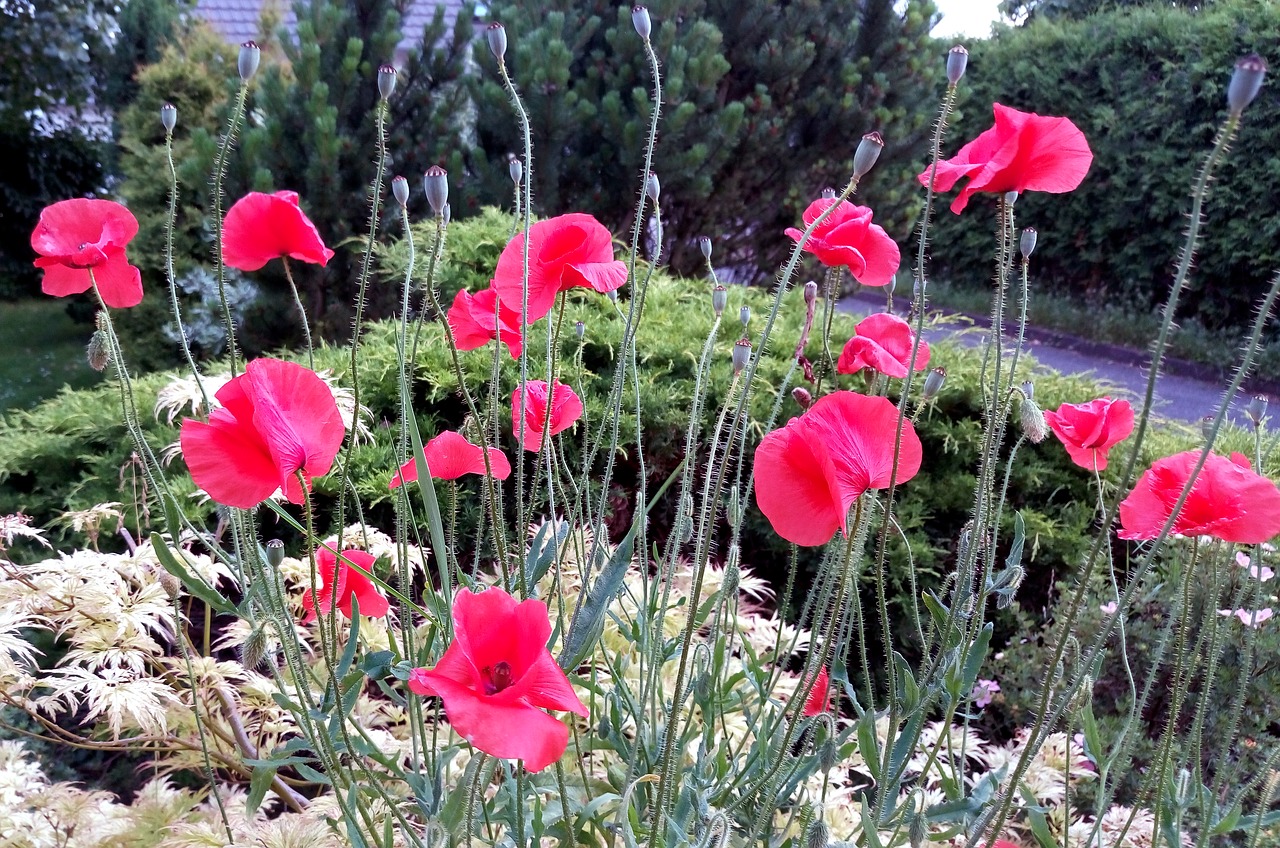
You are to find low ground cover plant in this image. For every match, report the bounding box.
[1,12,1278,848]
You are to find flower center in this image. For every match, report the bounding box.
[482,661,513,695]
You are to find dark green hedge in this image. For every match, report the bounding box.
[927,0,1279,335]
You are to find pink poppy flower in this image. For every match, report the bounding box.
[1119,451,1280,544]
[836,312,931,378]
[389,430,512,488]
[512,380,584,452]
[221,191,334,271]
[491,213,629,322]
[447,287,524,359]
[784,198,900,287]
[31,198,144,308]
[1044,397,1134,472]
[301,548,390,622]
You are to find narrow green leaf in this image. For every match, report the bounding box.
[150,532,235,614]
[559,522,637,669]
[245,765,276,817]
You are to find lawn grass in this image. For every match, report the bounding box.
[0,299,103,412]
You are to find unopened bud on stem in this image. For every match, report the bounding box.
[804,281,818,306]
[160,102,177,133]
[1020,397,1048,443]
[86,331,111,371]
[645,170,660,204]
[574,320,585,339]
[631,5,651,41]
[378,64,397,101]
[238,41,261,82]
[923,367,946,400]
[792,387,812,409]
[508,154,522,186]
[853,132,884,178]
[947,45,968,85]
[423,165,448,216]
[739,305,750,328]
[265,539,286,567]
[1245,394,1268,427]
[486,22,507,62]
[1228,53,1267,116]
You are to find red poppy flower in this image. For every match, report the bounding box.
[513,380,584,452]
[221,191,335,271]
[1044,397,1134,471]
[803,667,831,717]
[179,358,346,509]
[407,586,588,772]
[301,548,390,623]
[491,212,629,322]
[31,198,144,308]
[784,199,900,287]
[389,430,512,488]
[447,287,524,359]
[836,312,931,378]
[1119,450,1280,544]
[754,392,923,546]
[919,103,1093,214]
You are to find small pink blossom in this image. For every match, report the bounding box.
[971,678,1001,708]
[1099,601,1118,616]
[1218,608,1274,627]
[1073,732,1097,772]
[1236,551,1275,581]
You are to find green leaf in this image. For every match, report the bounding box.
[526,520,569,591]
[857,710,882,783]
[1209,800,1242,836]
[960,623,993,697]
[246,765,276,817]
[1005,511,1025,570]
[150,532,236,614]
[559,522,637,670]
[336,594,361,678]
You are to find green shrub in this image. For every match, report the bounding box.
[927,0,1280,341]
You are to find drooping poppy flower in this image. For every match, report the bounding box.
[784,199,900,287]
[389,430,512,489]
[408,585,588,772]
[301,547,390,623]
[513,380,584,452]
[179,357,345,509]
[918,103,1093,214]
[836,312,931,378]
[1044,397,1134,471]
[491,212,629,322]
[802,667,831,717]
[221,191,335,271]
[31,198,144,308]
[754,392,923,546]
[1118,450,1280,544]
[447,287,524,359]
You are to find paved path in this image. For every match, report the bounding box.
[837,293,1275,429]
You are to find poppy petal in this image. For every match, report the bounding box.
[88,253,145,308]
[562,260,629,294]
[421,675,572,772]
[222,191,334,271]
[37,263,94,299]
[754,424,845,546]
[180,410,281,509]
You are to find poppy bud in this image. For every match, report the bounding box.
[1069,674,1094,720]
[378,63,397,101]
[240,624,269,670]
[1020,227,1038,259]
[157,570,182,599]
[508,154,522,185]
[391,175,409,208]
[1020,380,1034,401]
[922,367,946,400]
[160,102,177,133]
[645,170,660,204]
[722,555,740,597]
[805,820,830,848]
[1228,53,1267,116]
[1174,768,1193,809]
[712,285,727,316]
[1200,415,1216,442]
[699,236,713,260]
[575,320,585,339]
[1004,190,1019,206]
[86,330,111,372]
[1020,397,1048,443]
[486,22,507,62]
[803,280,818,306]
[423,165,448,216]
[853,131,884,178]
[733,338,752,374]
[792,387,812,409]
[727,485,741,526]
[1245,394,1268,427]
[607,289,618,302]
[820,186,836,200]
[238,41,261,82]
[265,538,286,567]
[908,811,928,848]
[632,5,651,40]
[947,45,968,85]
[739,306,750,328]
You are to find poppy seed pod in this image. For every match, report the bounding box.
[508,154,522,185]
[238,41,261,82]
[739,305,750,328]
[632,5,651,40]
[1245,394,1268,427]
[792,386,812,409]
[1020,227,1038,259]
[699,236,713,260]
[1228,53,1267,116]
[486,22,507,62]
[239,625,269,670]
[157,570,181,599]
[922,367,946,400]
[803,280,818,306]
[265,539,286,567]
[1020,380,1034,400]
[712,285,727,316]
[645,171,660,204]
[160,102,177,133]
[391,175,409,208]
[1004,190,1019,206]
[733,338,752,374]
[853,131,884,178]
[805,820,830,848]
[574,320,585,339]
[423,165,448,216]
[820,186,836,200]
[947,45,968,85]
[377,64,397,101]
[1201,415,1217,442]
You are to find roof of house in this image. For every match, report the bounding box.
[193,0,475,54]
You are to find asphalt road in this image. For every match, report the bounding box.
[837,293,1274,429]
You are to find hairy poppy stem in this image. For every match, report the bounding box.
[161,125,209,409]
[210,82,248,375]
[281,257,313,371]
